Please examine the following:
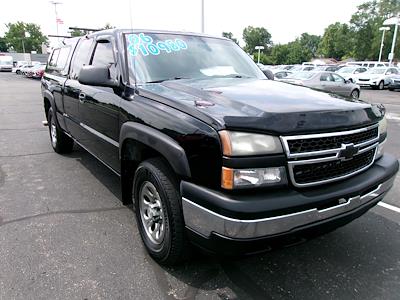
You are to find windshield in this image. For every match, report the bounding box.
[338,67,356,74]
[125,32,264,83]
[286,71,316,80]
[0,60,12,65]
[367,68,386,74]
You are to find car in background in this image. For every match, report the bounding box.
[354,67,399,90]
[15,64,33,75]
[25,63,46,78]
[282,71,361,99]
[336,66,368,83]
[346,61,387,68]
[12,61,28,72]
[388,75,400,91]
[290,65,315,72]
[314,65,341,72]
[273,69,293,80]
[0,55,13,72]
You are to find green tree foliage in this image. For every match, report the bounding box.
[0,37,7,52]
[4,22,48,53]
[242,26,272,53]
[318,22,352,60]
[70,29,86,37]
[222,32,239,44]
[350,0,400,60]
[103,23,115,30]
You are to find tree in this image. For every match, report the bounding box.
[222,32,238,44]
[70,29,86,37]
[4,22,48,53]
[317,22,352,60]
[298,33,321,58]
[350,0,400,60]
[0,37,7,52]
[242,26,272,53]
[103,23,115,30]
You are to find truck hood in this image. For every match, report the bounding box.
[138,78,384,135]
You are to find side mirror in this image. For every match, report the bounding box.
[345,79,350,84]
[78,65,118,88]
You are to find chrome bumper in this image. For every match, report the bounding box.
[182,177,394,239]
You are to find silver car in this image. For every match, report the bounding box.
[282,71,361,99]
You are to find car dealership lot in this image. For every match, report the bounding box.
[1,72,400,299]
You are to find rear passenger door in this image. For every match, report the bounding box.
[78,38,121,172]
[63,38,94,140]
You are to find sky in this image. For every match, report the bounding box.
[0,0,367,46]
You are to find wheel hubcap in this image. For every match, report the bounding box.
[139,181,165,245]
[50,121,57,148]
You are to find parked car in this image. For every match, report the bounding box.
[273,70,293,80]
[25,64,46,78]
[388,75,400,91]
[336,66,368,82]
[282,71,361,98]
[354,67,399,90]
[0,55,13,72]
[41,29,397,265]
[15,64,33,75]
[290,65,315,72]
[346,61,387,68]
[314,65,340,72]
[12,61,28,73]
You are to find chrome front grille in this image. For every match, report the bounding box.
[281,124,379,187]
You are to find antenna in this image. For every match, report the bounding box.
[128,0,137,90]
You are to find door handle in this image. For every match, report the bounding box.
[78,92,86,103]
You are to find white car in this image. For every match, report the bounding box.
[336,66,368,83]
[354,67,399,90]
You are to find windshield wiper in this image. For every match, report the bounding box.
[146,77,190,83]
[213,74,252,79]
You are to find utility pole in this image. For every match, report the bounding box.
[201,0,205,33]
[50,1,62,39]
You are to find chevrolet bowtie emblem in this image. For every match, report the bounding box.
[338,143,358,161]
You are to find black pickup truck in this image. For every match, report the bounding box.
[42,29,398,265]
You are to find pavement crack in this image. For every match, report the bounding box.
[0,206,127,227]
[0,151,54,158]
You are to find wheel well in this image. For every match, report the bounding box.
[44,97,51,120]
[120,138,176,205]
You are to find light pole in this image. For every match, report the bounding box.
[383,15,400,66]
[378,27,390,62]
[201,0,205,33]
[50,1,62,38]
[255,46,264,64]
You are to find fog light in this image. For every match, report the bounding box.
[221,167,287,189]
[375,141,386,160]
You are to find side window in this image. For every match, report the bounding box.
[332,73,344,83]
[392,68,399,74]
[56,47,70,70]
[69,39,93,80]
[91,41,116,79]
[320,73,332,81]
[49,49,60,67]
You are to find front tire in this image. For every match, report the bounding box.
[378,80,384,90]
[133,158,189,265]
[47,108,74,153]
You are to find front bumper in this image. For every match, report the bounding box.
[356,79,380,87]
[181,154,398,253]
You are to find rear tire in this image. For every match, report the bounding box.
[133,157,190,265]
[47,107,74,154]
[16,70,20,75]
[350,89,360,99]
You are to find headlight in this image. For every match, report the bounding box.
[221,166,287,189]
[378,116,387,138]
[376,116,387,160]
[219,131,283,156]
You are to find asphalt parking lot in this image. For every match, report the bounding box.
[1,72,400,300]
